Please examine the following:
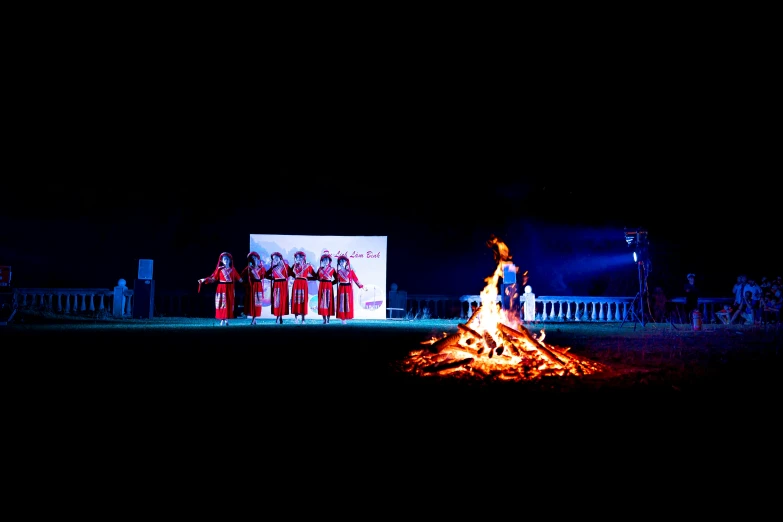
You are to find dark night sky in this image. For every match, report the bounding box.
[3,49,776,301]
[2,167,776,302]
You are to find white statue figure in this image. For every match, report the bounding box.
[523,285,535,322]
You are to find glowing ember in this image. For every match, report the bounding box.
[397,236,610,382]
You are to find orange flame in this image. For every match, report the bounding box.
[396,236,610,382]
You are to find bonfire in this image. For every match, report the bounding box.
[397,236,610,382]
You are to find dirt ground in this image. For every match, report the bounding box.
[6,310,777,505]
[5,313,780,395]
[4,312,781,453]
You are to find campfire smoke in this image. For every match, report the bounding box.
[397,236,610,382]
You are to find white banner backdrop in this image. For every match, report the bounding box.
[248,234,388,319]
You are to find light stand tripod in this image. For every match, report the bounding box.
[620,259,654,330]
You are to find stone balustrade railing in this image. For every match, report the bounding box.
[12,288,134,317]
[454,295,637,321]
[11,287,215,319]
[413,294,734,322]
[9,287,734,322]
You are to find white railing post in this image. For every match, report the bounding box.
[124,292,133,316]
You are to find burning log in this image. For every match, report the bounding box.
[502,341,520,357]
[423,357,474,373]
[482,331,497,349]
[482,331,497,360]
[497,323,565,367]
[468,365,491,378]
[427,332,462,353]
[497,322,536,344]
[465,304,482,328]
[457,323,482,341]
[498,331,522,356]
[456,343,481,357]
[533,343,566,368]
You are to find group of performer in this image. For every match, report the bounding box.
[198,250,365,325]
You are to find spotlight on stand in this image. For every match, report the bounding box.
[624,227,648,264]
[620,228,651,329]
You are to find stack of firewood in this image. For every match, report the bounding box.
[399,305,610,381]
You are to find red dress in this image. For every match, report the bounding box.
[291,259,316,316]
[266,258,292,318]
[316,265,336,317]
[200,254,242,320]
[241,264,266,318]
[336,265,363,320]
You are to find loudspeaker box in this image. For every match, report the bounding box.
[133,279,155,319]
[138,259,154,280]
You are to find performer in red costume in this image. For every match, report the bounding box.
[290,251,316,324]
[241,251,266,325]
[265,252,291,324]
[198,252,243,326]
[315,252,337,324]
[335,255,366,324]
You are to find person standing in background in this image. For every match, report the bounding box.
[684,273,699,317]
[731,274,747,325]
[241,251,266,325]
[335,255,367,325]
[315,253,337,324]
[730,289,754,325]
[265,252,291,324]
[652,286,668,323]
[732,274,747,312]
[198,252,243,326]
[290,251,316,324]
[762,289,781,325]
[746,278,763,324]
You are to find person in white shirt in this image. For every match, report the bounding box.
[746,279,763,324]
[732,274,747,310]
[731,290,754,325]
